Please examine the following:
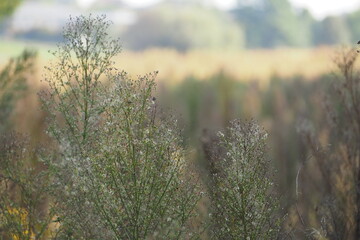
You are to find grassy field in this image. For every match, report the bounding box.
[0,39,55,63]
[0,39,342,86]
[117,47,337,85]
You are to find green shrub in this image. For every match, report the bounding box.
[0,133,53,239]
[209,120,281,239]
[40,15,202,239]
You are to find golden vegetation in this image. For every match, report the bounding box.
[117,47,337,85]
[0,40,341,86]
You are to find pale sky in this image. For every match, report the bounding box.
[76,0,360,20]
[290,0,360,19]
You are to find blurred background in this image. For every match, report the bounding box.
[1,0,360,80]
[2,0,360,50]
[1,0,360,238]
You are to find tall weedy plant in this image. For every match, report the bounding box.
[0,50,36,133]
[298,48,360,240]
[208,120,281,239]
[0,49,55,239]
[40,15,201,239]
[0,133,53,240]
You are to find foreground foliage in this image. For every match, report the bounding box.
[297,48,360,240]
[39,15,201,239]
[207,120,281,239]
[0,14,284,239]
[0,133,53,239]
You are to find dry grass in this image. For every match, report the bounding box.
[0,41,349,139]
[116,47,337,86]
[0,40,342,86]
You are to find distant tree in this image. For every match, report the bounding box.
[122,9,189,51]
[296,9,315,46]
[313,16,351,45]
[346,10,360,44]
[232,0,314,48]
[123,4,244,51]
[0,0,22,20]
[230,6,269,48]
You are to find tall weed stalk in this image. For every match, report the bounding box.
[297,48,360,240]
[40,15,201,239]
[206,120,281,239]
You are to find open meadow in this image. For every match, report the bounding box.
[0,39,340,84]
